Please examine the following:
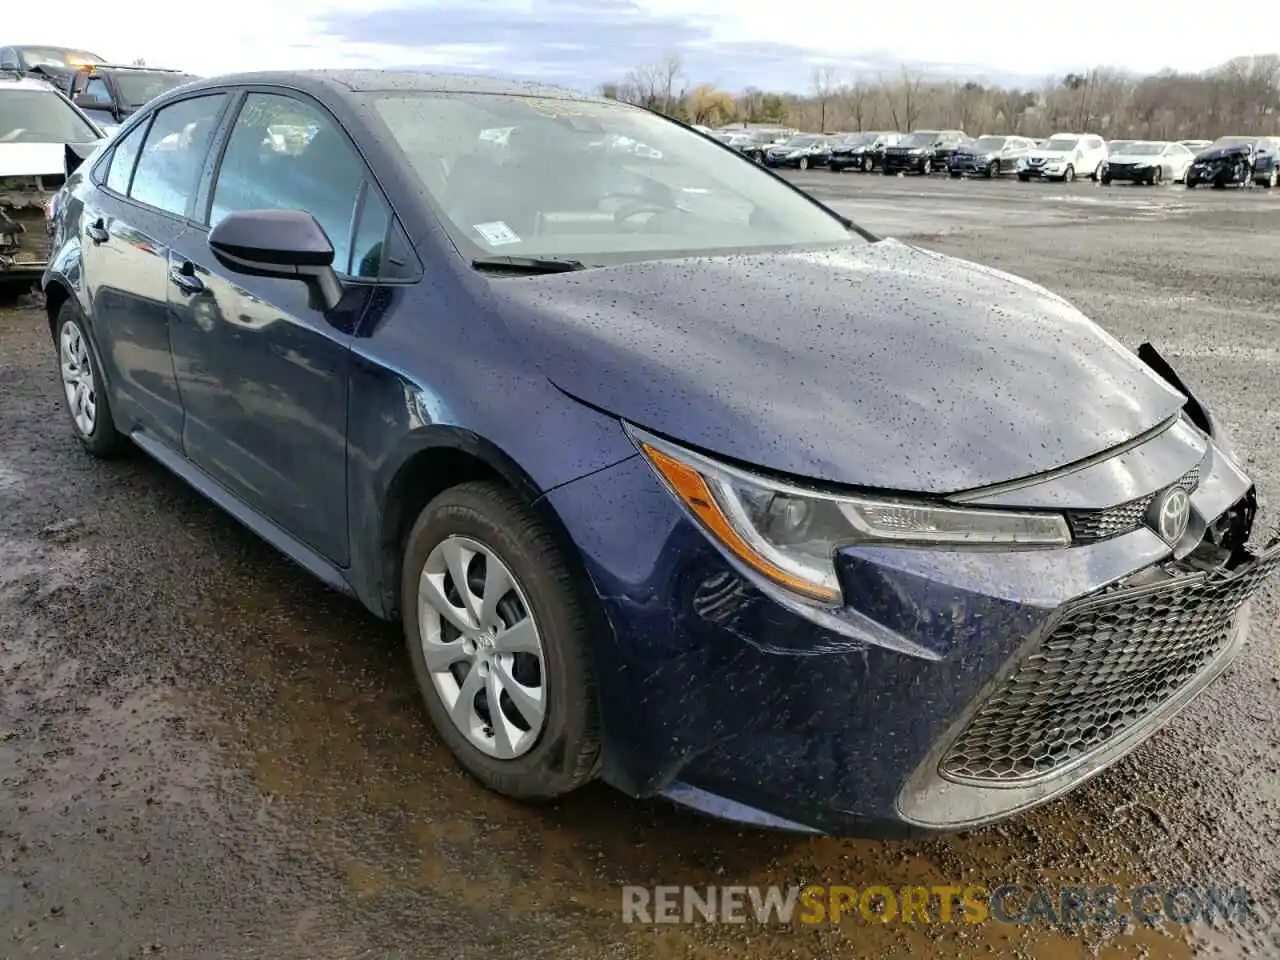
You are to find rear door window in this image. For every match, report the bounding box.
[128,94,227,218]
[104,120,147,194]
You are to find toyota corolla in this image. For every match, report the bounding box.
[42,71,1278,835]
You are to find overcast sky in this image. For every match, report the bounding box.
[8,1,1274,92]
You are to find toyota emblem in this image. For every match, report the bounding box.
[1149,487,1191,545]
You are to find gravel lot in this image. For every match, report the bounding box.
[2,172,1278,959]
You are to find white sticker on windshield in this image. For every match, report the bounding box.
[474,221,521,246]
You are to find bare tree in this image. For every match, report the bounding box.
[884,67,930,131]
[811,65,840,131]
[658,51,684,116]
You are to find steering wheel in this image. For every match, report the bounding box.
[0,129,28,143]
[611,200,672,223]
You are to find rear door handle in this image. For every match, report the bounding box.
[169,261,206,295]
[86,219,108,244]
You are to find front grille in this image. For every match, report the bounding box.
[939,542,1280,784]
[1066,464,1201,543]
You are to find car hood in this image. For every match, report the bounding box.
[490,240,1187,494]
[1194,144,1250,161]
[0,142,67,177]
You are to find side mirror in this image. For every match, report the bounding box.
[208,209,344,312]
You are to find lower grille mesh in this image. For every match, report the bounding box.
[939,546,1280,784]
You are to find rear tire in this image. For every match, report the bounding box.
[401,481,601,801]
[922,158,932,175]
[55,299,125,459]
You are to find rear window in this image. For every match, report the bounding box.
[113,72,195,109]
[0,88,100,144]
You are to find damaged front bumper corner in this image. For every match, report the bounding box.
[1,178,58,280]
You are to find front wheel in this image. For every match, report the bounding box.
[862,155,874,172]
[1062,164,1076,183]
[1017,173,1030,182]
[987,160,1000,178]
[55,300,125,458]
[401,481,601,800]
[798,157,809,171]
[922,158,932,175]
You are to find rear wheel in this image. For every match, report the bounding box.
[55,299,125,458]
[401,482,601,800]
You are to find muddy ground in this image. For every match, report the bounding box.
[2,173,1278,959]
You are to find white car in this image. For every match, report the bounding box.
[0,74,104,295]
[1100,140,1195,186]
[1017,132,1108,182]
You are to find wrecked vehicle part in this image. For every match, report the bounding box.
[0,173,61,279]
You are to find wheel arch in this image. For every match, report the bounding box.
[371,426,594,622]
[43,276,74,340]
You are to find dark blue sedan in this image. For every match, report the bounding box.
[42,70,1279,835]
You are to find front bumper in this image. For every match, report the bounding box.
[547,401,1272,836]
[949,156,998,175]
[1103,163,1157,182]
[1019,164,1069,179]
[882,154,930,173]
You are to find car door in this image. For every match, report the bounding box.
[78,93,229,448]
[166,90,379,565]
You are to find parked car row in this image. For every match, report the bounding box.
[0,44,198,293]
[713,121,1280,190]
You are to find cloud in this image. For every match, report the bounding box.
[5,0,1269,92]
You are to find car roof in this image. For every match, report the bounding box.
[0,74,62,92]
[167,69,600,103]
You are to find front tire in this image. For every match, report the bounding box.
[401,481,601,800]
[55,300,125,458]
[922,158,932,175]
[987,160,1000,178]
[798,156,809,171]
[1062,164,1076,183]
[862,155,874,172]
[1151,167,1163,186]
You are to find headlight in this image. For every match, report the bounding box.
[630,427,1072,603]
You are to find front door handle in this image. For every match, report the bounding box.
[169,261,206,295]
[86,219,108,244]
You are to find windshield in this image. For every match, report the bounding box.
[1123,142,1164,156]
[1213,136,1254,147]
[899,131,938,147]
[370,92,856,263]
[840,133,875,146]
[973,136,1006,151]
[780,135,823,148]
[1043,137,1078,152]
[0,89,101,144]
[113,71,195,109]
[20,47,103,69]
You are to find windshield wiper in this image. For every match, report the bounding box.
[471,255,586,274]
